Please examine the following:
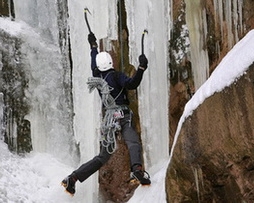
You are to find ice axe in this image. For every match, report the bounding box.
[141,29,148,55]
[84,7,92,34]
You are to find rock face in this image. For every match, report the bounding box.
[99,139,139,202]
[169,0,254,142]
[167,1,254,201]
[0,30,32,153]
[166,64,254,202]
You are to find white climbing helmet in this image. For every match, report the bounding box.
[96,52,113,71]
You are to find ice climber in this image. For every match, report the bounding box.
[61,32,151,196]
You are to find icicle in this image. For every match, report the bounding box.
[185,0,209,89]
[238,0,243,35]
[192,166,204,203]
[214,0,243,49]
[5,107,18,152]
[192,167,200,203]
[0,93,3,140]
[232,0,239,43]
[218,0,223,37]
[213,0,224,39]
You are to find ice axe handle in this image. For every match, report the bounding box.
[84,8,92,34]
[141,29,148,55]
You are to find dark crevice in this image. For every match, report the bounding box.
[0,0,15,19]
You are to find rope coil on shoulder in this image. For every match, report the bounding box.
[87,77,124,154]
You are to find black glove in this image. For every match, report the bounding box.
[139,54,148,69]
[88,33,97,48]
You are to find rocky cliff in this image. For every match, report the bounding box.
[167,0,254,202]
[166,63,254,202]
[169,0,254,140]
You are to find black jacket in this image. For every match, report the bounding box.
[90,48,144,105]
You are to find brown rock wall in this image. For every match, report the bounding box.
[166,64,254,202]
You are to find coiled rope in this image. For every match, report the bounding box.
[87,77,124,154]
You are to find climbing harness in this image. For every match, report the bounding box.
[100,107,124,154]
[87,76,127,154]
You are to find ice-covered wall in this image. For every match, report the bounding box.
[12,0,78,164]
[125,0,170,172]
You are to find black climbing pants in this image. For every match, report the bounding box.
[73,113,142,182]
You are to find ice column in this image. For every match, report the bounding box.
[185,0,209,90]
[13,0,78,164]
[125,0,170,172]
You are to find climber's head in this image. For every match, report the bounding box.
[96,52,113,71]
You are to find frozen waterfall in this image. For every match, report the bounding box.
[1,0,170,202]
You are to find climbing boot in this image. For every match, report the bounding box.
[131,165,151,185]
